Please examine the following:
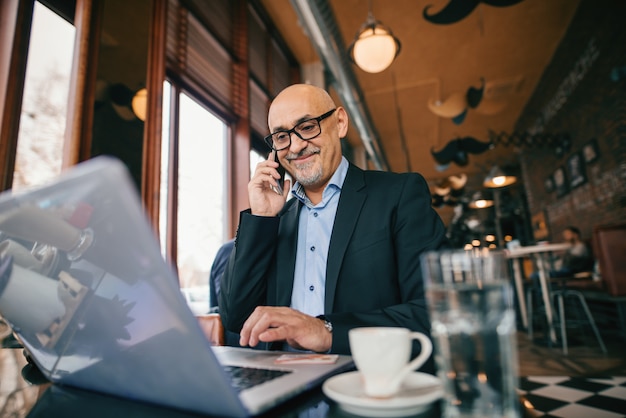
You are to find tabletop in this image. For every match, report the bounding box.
[2,346,625,418]
[506,243,571,258]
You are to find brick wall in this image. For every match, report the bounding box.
[515,0,626,242]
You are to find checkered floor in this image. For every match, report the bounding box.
[518,376,626,417]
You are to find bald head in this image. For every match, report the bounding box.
[268,84,336,132]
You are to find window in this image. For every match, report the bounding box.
[160,82,228,298]
[157,0,298,305]
[13,2,74,190]
[250,149,266,177]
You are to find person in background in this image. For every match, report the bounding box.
[530,226,594,279]
[219,83,448,374]
[552,226,594,277]
[208,238,245,347]
[208,239,235,310]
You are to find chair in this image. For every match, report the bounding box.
[524,250,607,354]
[547,223,626,352]
[551,286,607,355]
[195,313,225,346]
[575,224,626,340]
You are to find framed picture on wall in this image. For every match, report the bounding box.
[567,151,587,189]
[582,138,600,163]
[544,176,554,193]
[553,166,568,197]
[531,211,550,241]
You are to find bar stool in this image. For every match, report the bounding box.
[552,287,607,355]
[526,275,607,354]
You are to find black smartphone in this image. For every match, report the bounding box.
[271,151,285,195]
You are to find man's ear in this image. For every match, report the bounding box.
[335,107,349,138]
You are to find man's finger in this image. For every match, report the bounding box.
[258,326,289,343]
[242,308,276,346]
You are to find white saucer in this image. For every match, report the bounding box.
[322,371,443,417]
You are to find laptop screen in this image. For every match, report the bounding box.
[0,157,246,416]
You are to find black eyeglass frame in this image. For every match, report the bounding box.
[263,108,337,151]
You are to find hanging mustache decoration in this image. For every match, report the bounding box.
[423,0,525,25]
[431,136,494,167]
[428,78,498,125]
[431,173,468,208]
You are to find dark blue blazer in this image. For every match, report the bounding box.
[220,163,448,371]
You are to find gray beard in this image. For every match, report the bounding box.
[294,162,323,186]
[288,148,323,186]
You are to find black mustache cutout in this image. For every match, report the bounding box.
[431,137,493,166]
[423,0,525,25]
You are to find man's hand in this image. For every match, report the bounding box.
[249,155,291,217]
[239,306,332,353]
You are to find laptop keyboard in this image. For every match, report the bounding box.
[223,365,292,392]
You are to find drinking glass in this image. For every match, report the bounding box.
[421,249,520,418]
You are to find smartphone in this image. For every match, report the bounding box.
[270,151,285,195]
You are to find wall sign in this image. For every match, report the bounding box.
[529,38,600,134]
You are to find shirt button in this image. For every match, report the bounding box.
[309,285,315,291]
[310,246,315,252]
[313,212,318,217]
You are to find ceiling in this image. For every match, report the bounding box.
[260,0,581,221]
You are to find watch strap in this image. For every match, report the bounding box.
[316,315,333,333]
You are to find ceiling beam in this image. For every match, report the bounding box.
[290,0,388,170]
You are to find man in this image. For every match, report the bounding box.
[208,238,247,347]
[530,226,594,280]
[208,239,235,310]
[554,226,593,277]
[219,84,447,372]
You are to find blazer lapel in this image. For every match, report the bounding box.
[324,165,366,313]
[275,199,301,306]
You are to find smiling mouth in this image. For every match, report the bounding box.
[288,150,319,163]
[294,154,314,162]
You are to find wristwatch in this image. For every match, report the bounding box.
[316,315,333,333]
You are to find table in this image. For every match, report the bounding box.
[0,345,515,418]
[3,346,625,417]
[3,341,436,418]
[507,243,571,344]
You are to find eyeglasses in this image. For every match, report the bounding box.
[264,108,337,151]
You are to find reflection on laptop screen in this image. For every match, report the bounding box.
[0,157,353,417]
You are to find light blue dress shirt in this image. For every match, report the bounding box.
[289,157,349,318]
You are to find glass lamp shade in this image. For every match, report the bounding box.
[483,166,517,188]
[353,27,397,73]
[468,191,494,209]
[131,88,147,121]
[349,18,401,74]
[469,198,494,209]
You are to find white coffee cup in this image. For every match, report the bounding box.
[349,327,432,398]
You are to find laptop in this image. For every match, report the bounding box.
[0,156,353,417]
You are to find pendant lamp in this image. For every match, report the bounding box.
[347,1,401,73]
